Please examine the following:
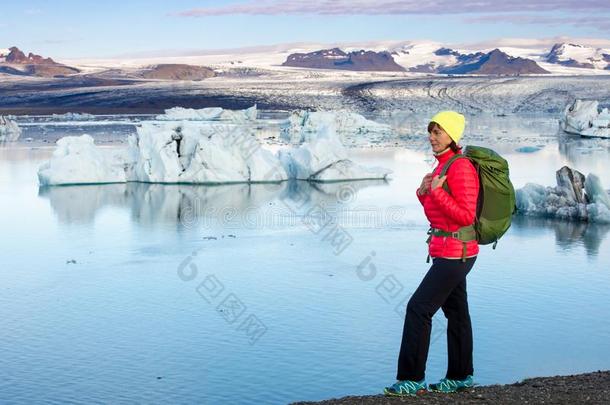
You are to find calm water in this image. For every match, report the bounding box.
[1,115,610,404]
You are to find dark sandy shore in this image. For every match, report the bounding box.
[292,370,610,405]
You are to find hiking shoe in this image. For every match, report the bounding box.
[428,375,474,393]
[383,379,427,396]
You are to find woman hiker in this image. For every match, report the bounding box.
[384,111,480,396]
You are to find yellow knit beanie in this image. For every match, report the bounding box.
[429,111,466,144]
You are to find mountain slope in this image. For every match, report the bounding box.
[281,45,548,75]
[546,43,610,70]
[0,46,80,77]
[282,48,405,71]
[440,49,549,74]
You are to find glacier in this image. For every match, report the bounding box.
[560,99,610,138]
[516,166,610,223]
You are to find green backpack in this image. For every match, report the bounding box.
[427,146,516,261]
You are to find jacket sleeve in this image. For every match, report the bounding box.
[416,187,427,206]
[429,158,479,226]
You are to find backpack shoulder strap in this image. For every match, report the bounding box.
[439,154,468,193]
[440,154,467,177]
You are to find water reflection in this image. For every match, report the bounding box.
[38,180,390,228]
[512,215,610,257]
[380,112,561,140]
[558,132,610,175]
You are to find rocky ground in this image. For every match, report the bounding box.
[292,370,610,405]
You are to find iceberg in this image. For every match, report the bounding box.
[0,115,21,142]
[51,112,95,121]
[516,166,610,223]
[281,110,391,143]
[127,121,287,183]
[38,135,127,186]
[585,174,610,222]
[155,105,257,122]
[560,99,610,138]
[37,107,392,186]
[278,124,392,182]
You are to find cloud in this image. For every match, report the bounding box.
[172,0,610,16]
[450,36,610,50]
[36,39,80,45]
[24,8,43,15]
[464,14,610,33]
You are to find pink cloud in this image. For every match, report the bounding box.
[464,14,610,32]
[173,0,610,17]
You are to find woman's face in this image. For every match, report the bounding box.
[428,123,453,153]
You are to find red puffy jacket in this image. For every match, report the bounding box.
[417,148,480,259]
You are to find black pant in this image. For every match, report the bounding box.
[397,256,476,381]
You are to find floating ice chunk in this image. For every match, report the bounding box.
[155,105,257,122]
[583,174,610,223]
[218,105,258,122]
[156,107,223,121]
[515,183,548,214]
[279,124,347,179]
[585,174,610,210]
[281,110,391,143]
[556,166,587,204]
[0,115,21,142]
[127,121,287,183]
[587,201,610,223]
[51,112,95,121]
[560,99,610,138]
[515,166,610,223]
[38,107,391,185]
[278,124,392,182]
[38,135,127,186]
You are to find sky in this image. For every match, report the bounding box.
[2,0,610,59]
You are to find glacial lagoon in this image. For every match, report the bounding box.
[1,113,610,404]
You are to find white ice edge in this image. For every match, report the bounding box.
[560,99,610,139]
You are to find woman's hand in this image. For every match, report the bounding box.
[431,175,447,190]
[418,173,434,195]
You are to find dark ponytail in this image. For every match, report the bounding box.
[449,141,462,153]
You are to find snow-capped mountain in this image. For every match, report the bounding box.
[282,48,405,71]
[546,43,610,70]
[279,41,610,74]
[388,42,459,72]
[440,48,549,74]
[282,46,548,74]
[6,39,610,77]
